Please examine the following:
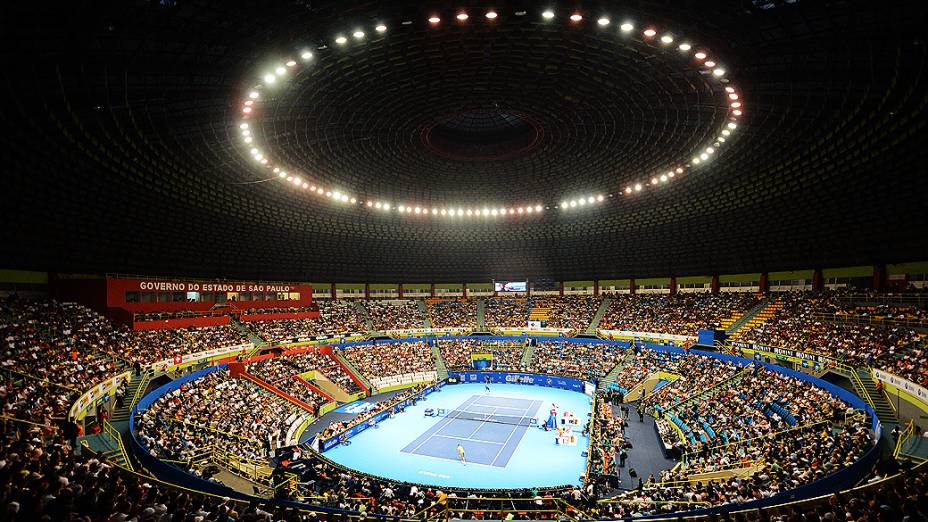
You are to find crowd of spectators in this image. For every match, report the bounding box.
[362,300,424,330]
[247,351,361,395]
[136,370,303,462]
[599,293,760,335]
[737,291,923,365]
[437,339,525,371]
[485,298,528,328]
[427,299,477,329]
[341,342,435,379]
[527,341,623,380]
[249,300,368,341]
[0,294,918,521]
[544,296,601,330]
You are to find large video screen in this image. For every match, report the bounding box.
[495,281,527,292]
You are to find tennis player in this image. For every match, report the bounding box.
[456,444,466,465]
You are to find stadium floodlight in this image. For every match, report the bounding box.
[350,197,357,204]
[597,17,610,26]
[375,24,387,33]
[278,172,286,178]
[597,194,605,201]
[383,203,390,210]
[335,35,348,44]
[731,101,742,108]
[620,22,634,32]
[733,110,742,116]
[660,175,668,182]
[570,14,583,22]
[240,123,249,129]
[587,196,595,204]
[692,157,701,164]
[578,198,586,206]
[286,60,296,67]
[485,11,498,19]
[301,50,313,60]
[634,184,642,191]
[704,60,716,67]
[660,34,673,44]
[353,30,365,39]
[569,200,577,207]
[456,12,468,21]
[625,187,632,194]
[248,91,259,99]
[275,66,286,75]
[713,68,725,76]
[700,153,709,160]
[534,205,542,212]
[706,147,715,154]
[694,51,707,60]
[263,74,275,84]
[727,122,737,129]
[678,43,691,51]
[676,167,684,173]
[243,136,252,143]
[643,28,656,37]
[542,10,555,19]
[428,16,441,24]
[729,93,739,100]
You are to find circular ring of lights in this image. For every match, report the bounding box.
[235,8,744,219]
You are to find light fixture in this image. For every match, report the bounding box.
[248,91,259,99]
[275,66,286,75]
[534,205,542,212]
[727,122,737,129]
[694,51,707,60]
[634,184,642,192]
[428,16,441,24]
[570,14,583,22]
[643,28,656,37]
[678,43,691,51]
[625,187,632,194]
[335,35,347,44]
[263,74,276,84]
[353,30,365,39]
[620,22,634,32]
[597,17,610,26]
[301,51,313,60]
[713,68,725,76]
[660,34,673,44]
[692,157,701,164]
[375,24,387,33]
[286,60,296,67]
[456,12,469,21]
[542,10,555,19]
[485,11,498,19]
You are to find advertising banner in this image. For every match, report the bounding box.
[450,371,594,396]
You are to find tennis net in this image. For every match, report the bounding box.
[436,408,538,427]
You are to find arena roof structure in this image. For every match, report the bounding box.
[1,0,926,281]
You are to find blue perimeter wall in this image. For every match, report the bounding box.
[128,336,881,520]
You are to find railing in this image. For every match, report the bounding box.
[419,496,589,522]
[813,311,928,328]
[103,418,134,471]
[166,417,259,442]
[130,372,151,409]
[835,362,877,411]
[683,419,831,458]
[893,420,916,459]
[584,393,599,482]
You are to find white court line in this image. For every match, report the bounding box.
[465,406,499,439]
[407,395,480,454]
[489,399,539,466]
[431,434,505,445]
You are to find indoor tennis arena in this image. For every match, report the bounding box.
[1,1,927,521]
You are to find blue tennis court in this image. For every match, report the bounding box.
[401,395,543,467]
[320,383,591,489]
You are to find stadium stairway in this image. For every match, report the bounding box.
[306,373,352,403]
[239,371,317,413]
[726,298,781,337]
[855,369,897,425]
[231,317,267,349]
[431,344,449,380]
[661,366,753,415]
[79,432,131,469]
[417,300,432,328]
[353,301,375,331]
[586,297,612,334]
[476,298,487,330]
[519,339,535,368]
[599,350,635,390]
[330,350,373,393]
[110,371,151,424]
[294,375,336,402]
